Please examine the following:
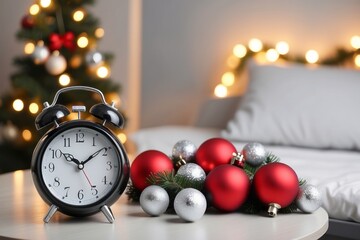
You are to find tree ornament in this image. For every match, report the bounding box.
[32,41,50,64]
[195,138,236,173]
[49,32,76,51]
[172,140,197,168]
[242,142,267,167]
[21,15,34,29]
[140,185,170,216]
[130,150,174,190]
[85,50,104,68]
[253,162,299,217]
[176,163,206,184]
[174,188,207,222]
[45,51,67,75]
[296,184,322,213]
[205,164,250,212]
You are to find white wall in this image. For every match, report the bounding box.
[140,0,360,128]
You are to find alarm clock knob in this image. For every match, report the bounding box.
[35,104,70,130]
[89,102,125,128]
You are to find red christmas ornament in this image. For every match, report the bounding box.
[253,162,299,217]
[205,165,250,212]
[21,15,35,29]
[130,150,174,190]
[195,138,237,173]
[49,32,76,51]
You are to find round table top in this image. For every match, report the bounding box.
[0,170,328,240]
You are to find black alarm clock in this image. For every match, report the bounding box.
[31,86,129,223]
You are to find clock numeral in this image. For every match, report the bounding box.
[76,132,85,143]
[64,138,71,147]
[102,148,108,156]
[91,187,98,196]
[48,162,55,172]
[92,137,96,146]
[102,175,108,185]
[50,149,62,159]
[53,177,60,187]
[106,161,112,171]
[78,189,84,200]
[63,186,70,198]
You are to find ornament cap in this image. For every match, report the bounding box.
[231,152,245,168]
[268,203,281,217]
[174,157,187,169]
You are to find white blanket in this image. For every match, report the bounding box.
[131,126,360,222]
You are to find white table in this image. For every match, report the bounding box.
[0,170,328,240]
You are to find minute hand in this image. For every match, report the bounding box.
[82,147,107,165]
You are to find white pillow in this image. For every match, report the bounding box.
[221,61,360,150]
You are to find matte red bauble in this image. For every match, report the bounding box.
[21,15,35,29]
[195,138,237,173]
[253,162,299,216]
[205,165,250,212]
[130,150,174,190]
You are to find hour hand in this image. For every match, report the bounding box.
[62,152,81,165]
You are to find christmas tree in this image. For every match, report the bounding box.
[0,0,125,173]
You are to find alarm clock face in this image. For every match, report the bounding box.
[33,121,128,214]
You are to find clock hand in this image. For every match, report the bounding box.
[62,152,81,165]
[82,147,107,165]
[81,169,96,188]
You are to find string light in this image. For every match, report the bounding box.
[77,34,89,48]
[117,132,127,144]
[29,4,40,15]
[351,36,360,49]
[233,44,247,58]
[96,66,110,78]
[22,129,32,141]
[305,50,319,64]
[59,73,71,86]
[266,49,279,62]
[214,84,227,98]
[29,102,39,114]
[13,99,24,111]
[24,42,35,55]
[221,72,235,86]
[39,0,52,8]
[275,41,289,55]
[73,9,85,22]
[248,38,263,52]
[95,28,105,38]
[355,54,360,67]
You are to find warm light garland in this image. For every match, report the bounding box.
[214,36,360,98]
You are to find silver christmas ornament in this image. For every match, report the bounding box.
[85,50,104,68]
[296,184,322,213]
[172,140,197,167]
[32,41,50,64]
[140,185,169,216]
[242,142,267,167]
[45,51,67,75]
[174,188,207,222]
[176,163,206,184]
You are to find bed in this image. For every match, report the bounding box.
[130,61,360,239]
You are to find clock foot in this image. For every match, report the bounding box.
[44,205,58,223]
[101,205,115,223]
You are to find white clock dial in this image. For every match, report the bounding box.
[40,126,120,206]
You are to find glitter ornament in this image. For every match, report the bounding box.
[32,41,50,64]
[174,188,207,222]
[140,185,170,216]
[205,164,250,212]
[242,142,267,167]
[45,51,67,75]
[253,162,299,217]
[195,138,236,173]
[296,184,322,213]
[176,163,206,184]
[172,140,197,167]
[130,150,174,190]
